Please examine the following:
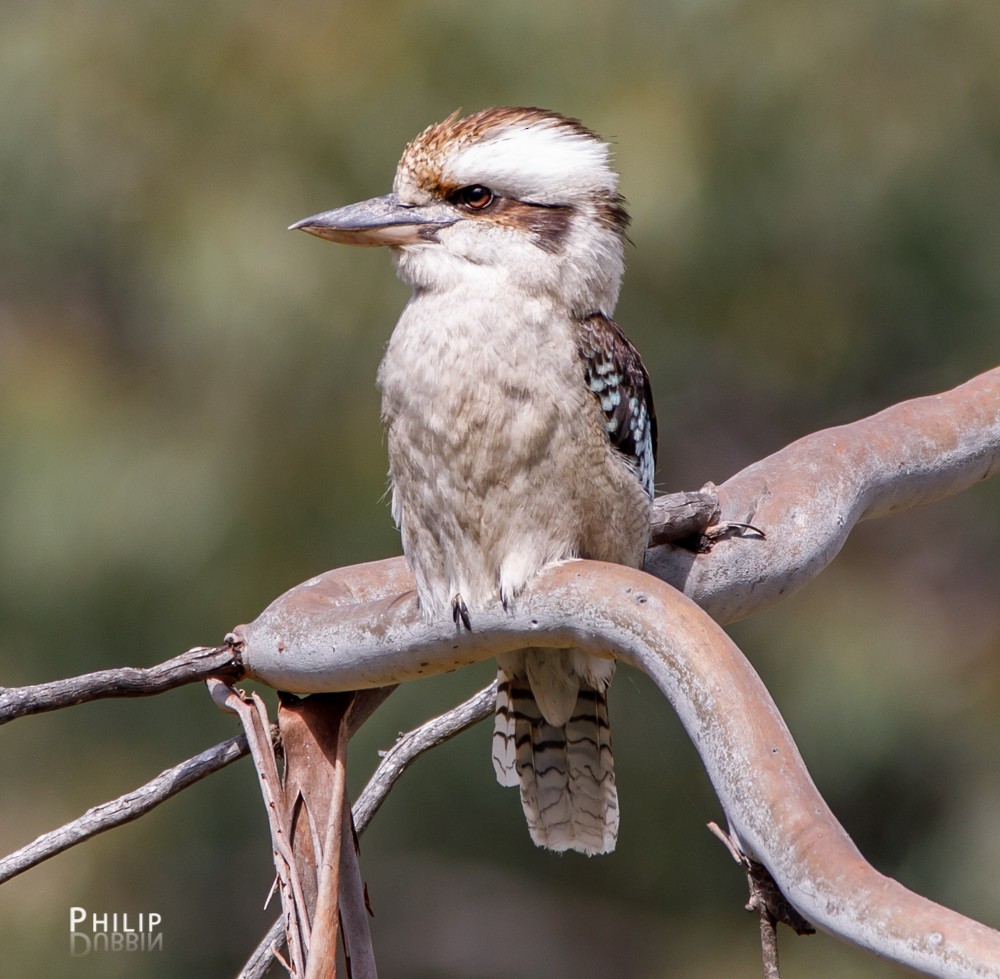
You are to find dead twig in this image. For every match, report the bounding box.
[708,821,815,979]
[648,484,722,545]
[0,644,241,724]
[352,680,496,831]
[0,730,251,885]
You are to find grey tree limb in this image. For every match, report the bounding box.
[235,559,1000,978]
[229,366,1000,979]
[646,364,1000,621]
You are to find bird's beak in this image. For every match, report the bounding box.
[289,193,457,247]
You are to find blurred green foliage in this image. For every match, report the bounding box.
[1,1,999,976]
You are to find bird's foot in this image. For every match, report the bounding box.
[452,594,472,632]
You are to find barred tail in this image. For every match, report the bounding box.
[492,665,618,855]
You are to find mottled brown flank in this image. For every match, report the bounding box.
[398,106,603,196]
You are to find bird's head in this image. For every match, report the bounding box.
[291,107,630,315]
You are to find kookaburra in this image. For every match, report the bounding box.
[292,107,656,855]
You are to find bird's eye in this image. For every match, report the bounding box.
[452,185,495,211]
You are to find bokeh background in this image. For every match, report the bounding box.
[2,2,1000,976]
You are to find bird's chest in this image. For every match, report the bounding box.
[375,295,613,610]
[378,297,590,483]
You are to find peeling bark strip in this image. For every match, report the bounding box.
[239,684,495,979]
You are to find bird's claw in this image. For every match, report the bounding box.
[681,520,766,553]
[452,594,472,631]
[702,520,766,542]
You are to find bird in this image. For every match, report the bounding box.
[291,106,656,855]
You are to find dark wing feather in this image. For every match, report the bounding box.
[576,313,657,497]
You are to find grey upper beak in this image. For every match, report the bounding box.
[289,193,457,247]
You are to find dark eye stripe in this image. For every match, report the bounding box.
[442,185,575,253]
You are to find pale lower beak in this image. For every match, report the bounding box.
[289,193,457,246]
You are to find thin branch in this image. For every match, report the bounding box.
[0,731,250,884]
[0,644,241,724]
[352,680,496,833]
[759,912,781,979]
[0,688,399,885]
